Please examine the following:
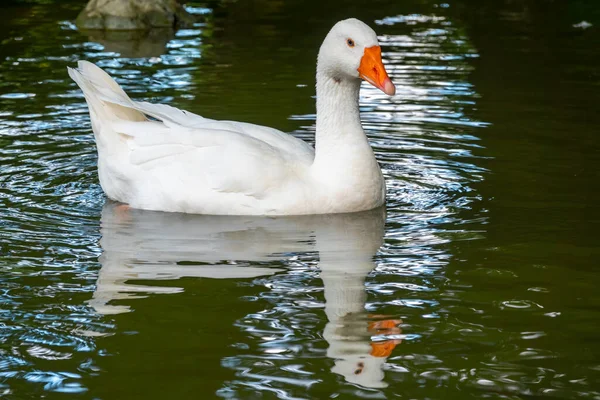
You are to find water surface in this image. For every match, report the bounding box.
[1,0,599,398]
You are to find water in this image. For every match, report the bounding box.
[0,0,599,398]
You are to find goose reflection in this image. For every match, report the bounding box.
[315,207,401,388]
[92,202,401,388]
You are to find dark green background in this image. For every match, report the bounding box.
[0,0,599,398]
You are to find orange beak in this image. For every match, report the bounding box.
[370,340,401,358]
[357,46,395,96]
[367,318,402,358]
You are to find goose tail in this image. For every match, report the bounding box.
[68,61,146,148]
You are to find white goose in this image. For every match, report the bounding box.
[69,18,395,215]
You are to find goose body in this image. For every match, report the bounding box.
[69,18,395,215]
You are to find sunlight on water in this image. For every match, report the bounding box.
[217,13,490,397]
[0,4,210,395]
[1,0,599,398]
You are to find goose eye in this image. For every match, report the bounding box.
[347,38,355,47]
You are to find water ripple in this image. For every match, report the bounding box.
[1,2,597,399]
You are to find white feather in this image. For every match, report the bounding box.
[69,19,389,215]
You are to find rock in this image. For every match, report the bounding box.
[76,0,197,31]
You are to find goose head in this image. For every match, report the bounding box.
[318,18,395,95]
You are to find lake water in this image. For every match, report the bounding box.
[1,0,599,398]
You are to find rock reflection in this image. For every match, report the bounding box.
[92,202,398,388]
[82,29,175,59]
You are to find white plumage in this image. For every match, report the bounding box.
[69,18,395,215]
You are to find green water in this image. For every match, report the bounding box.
[1,0,599,398]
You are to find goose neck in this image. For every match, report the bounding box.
[314,73,364,157]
